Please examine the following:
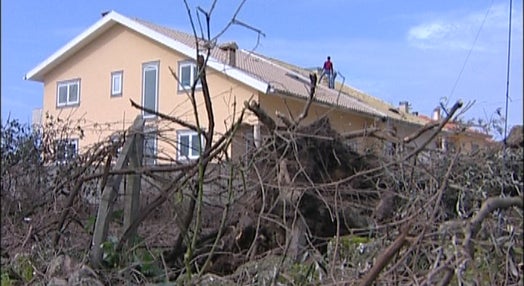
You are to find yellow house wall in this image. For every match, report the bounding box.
[448,133,489,152]
[259,94,376,131]
[41,24,259,159]
[257,94,438,154]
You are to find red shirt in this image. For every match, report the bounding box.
[323,60,333,71]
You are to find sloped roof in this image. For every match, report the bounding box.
[262,56,429,126]
[26,10,425,123]
[133,17,387,118]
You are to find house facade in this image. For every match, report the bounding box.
[420,108,492,153]
[26,11,472,164]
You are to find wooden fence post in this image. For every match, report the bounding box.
[123,124,143,244]
[90,115,144,268]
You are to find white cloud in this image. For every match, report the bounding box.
[408,22,455,41]
[406,3,521,51]
[408,19,477,51]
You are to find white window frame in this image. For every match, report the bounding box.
[54,138,78,163]
[111,71,123,97]
[178,62,201,91]
[56,79,80,107]
[177,130,205,160]
[143,128,157,165]
[142,62,159,118]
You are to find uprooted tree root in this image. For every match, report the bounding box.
[162,116,383,273]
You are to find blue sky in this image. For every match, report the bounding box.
[2,0,522,138]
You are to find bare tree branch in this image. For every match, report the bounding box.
[464,196,523,257]
[211,0,248,41]
[130,99,199,132]
[276,111,294,128]
[438,196,523,286]
[403,122,439,144]
[295,73,317,127]
[358,224,411,286]
[197,54,214,147]
[341,127,380,140]
[401,100,463,162]
[245,100,276,131]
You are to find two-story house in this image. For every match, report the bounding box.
[25,11,453,163]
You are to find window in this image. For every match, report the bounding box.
[178,62,201,90]
[177,130,204,160]
[55,139,78,163]
[111,71,123,96]
[143,128,157,165]
[57,79,80,107]
[142,62,159,118]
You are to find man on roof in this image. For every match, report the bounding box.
[318,56,335,89]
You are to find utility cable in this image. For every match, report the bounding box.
[447,0,494,101]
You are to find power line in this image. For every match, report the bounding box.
[447,0,494,100]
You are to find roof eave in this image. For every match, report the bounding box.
[386,115,426,128]
[24,11,270,94]
[25,12,120,82]
[269,88,384,121]
[206,59,269,94]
